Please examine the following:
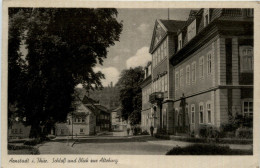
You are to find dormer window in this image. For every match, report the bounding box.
[204,8,210,27]
[187,19,196,41]
[178,33,182,50]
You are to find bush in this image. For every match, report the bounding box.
[199,125,220,138]
[47,135,56,140]
[166,144,252,155]
[236,128,253,139]
[8,144,34,150]
[8,144,40,155]
[140,130,149,135]
[23,139,40,146]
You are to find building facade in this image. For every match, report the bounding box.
[141,8,253,136]
[141,19,186,134]
[171,8,253,135]
[55,96,111,136]
[111,107,127,131]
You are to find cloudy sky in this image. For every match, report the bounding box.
[96,8,194,87]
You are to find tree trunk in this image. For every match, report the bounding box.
[29,121,41,138]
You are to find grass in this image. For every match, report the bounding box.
[8,148,39,155]
[8,143,40,155]
[166,144,253,155]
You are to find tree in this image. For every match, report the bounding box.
[116,67,144,125]
[8,8,123,138]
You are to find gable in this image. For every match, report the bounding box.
[149,21,167,53]
[76,103,89,113]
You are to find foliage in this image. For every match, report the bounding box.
[140,130,149,135]
[235,128,253,139]
[8,144,40,154]
[8,8,123,138]
[166,144,252,155]
[198,124,220,138]
[116,67,144,125]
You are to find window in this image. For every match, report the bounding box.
[204,8,210,27]
[246,9,253,17]
[20,128,23,134]
[158,78,161,92]
[207,53,212,75]
[180,69,184,89]
[157,49,160,64]
[191,62,196,83]
[164,40,167,57]
[78,118,81,122]
[191,104,195,124]
[187,19,196,41]
[162,77,165,92]
[199,57,204,79]
[175,72,179,90]
[240,46,253,72]
[243,101,253,117]
[207,103,211,123]
[186,65,190,85]
[160,45,163,61]
[178,33,182,50]
[164,75,168,91]
[199,104,204,124]
[80,128,84,133]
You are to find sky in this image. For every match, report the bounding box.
[95,8,194,87]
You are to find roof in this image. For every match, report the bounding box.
[112,107,122,116]
[95,104,110,113]
[69,112,88,117]
[82,96,98,104]
[159,20,186,33]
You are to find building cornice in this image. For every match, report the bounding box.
[140,75,152,88]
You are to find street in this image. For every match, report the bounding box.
[38,133,188,155]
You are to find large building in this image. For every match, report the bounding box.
[141,19,186,134]
[141,8,253,136]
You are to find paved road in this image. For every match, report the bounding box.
[38,133,253,155]
[39,135,174,155]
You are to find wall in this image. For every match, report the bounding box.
[9,122,31,139]
[174,35,219,100]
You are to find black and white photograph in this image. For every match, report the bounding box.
[2,2,259,167]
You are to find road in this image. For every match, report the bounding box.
[38,133,179,155]
[38,132,253,155]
